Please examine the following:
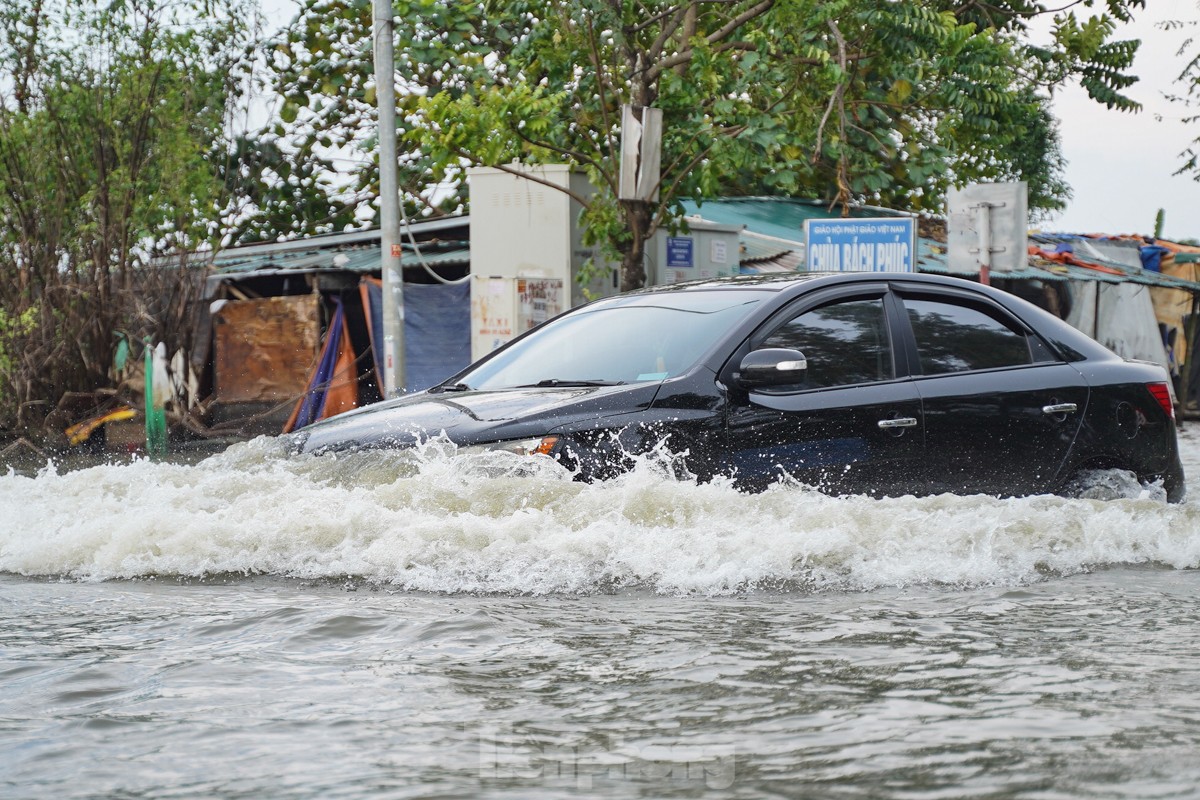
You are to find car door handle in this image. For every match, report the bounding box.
[877,417,918,429]
[1042,403,1078,415]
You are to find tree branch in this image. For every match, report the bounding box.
[645,4,689,63]
[635,3,685,39]
[651,141,719,232]
[645,0,775,82]
[510,126,619,197]
[452,145,595,210]
[584,13,619,168]
[813,18,848,170]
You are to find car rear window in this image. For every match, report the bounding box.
[904,298,1033,374]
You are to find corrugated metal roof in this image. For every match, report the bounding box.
[213,218,468,257]
[211,242,469,277]
[1027,233,1200,290]
[682,197,907,244]
[685,200,1200,291]
[742,251,804,272]
[918,242,1083,282]
[194,220,471,279]
[199,203,1200,291]
[738,228,805,263]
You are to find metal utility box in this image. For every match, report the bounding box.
[650,218,743,285]
[468,166,744,361]
[469,165,621,360]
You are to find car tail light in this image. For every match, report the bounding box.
[1146,382,1175,421]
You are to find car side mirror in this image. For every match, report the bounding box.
[736,348,808,389]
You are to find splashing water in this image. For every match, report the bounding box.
[5,430,1200,800]
[4,430,1198,594]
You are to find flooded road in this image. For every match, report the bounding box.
[3,428,1200,798]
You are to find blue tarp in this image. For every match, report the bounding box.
[290,297,349,431]
[363,279,472,392]
[1141,244,1170,272]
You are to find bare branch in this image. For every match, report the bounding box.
[645,4,689,62]
[510,125,619,196]
[813,18,848,169]
[651,141,718,232]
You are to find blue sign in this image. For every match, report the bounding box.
[804,217,916,272]
[666,236,694,268]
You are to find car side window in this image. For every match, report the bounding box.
[903,297,1032,374]
[759,297,893,389]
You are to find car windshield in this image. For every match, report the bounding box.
[456,290,766,391]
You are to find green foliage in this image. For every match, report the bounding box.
[0,306,37,401]
[216,133,360,245]
[263,0,1147,289]
[0,0,255,427]
[943,1,1144,110]
[1164,15,1200,184]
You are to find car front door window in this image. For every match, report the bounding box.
[759,298,894,390]
[725,293,920,495]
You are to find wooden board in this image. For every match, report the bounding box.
[212,295,321,404]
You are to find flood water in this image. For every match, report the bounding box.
[3,428,1200,798]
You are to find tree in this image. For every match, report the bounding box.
[0,0,256,428]
[268,0,1147,291]
[215,132,363,246]
[1164,14,1200,181]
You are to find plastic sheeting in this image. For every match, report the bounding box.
[1065,280,1098,339]
[1141,245,1170,272]
[1066,280,1170,372]
[361,278,472,393]
[1151,253,1200,368]
[284,297,359,433]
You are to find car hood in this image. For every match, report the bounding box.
[291,384,659,454]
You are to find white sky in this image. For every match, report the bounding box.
[258,0,1200,239]
[1040,0,1200,239]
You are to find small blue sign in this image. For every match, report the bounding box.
[666,236,694,268]
[804,217,916,272]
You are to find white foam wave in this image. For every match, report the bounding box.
[3,436,1199,594]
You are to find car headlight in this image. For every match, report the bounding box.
[456,436,559,457]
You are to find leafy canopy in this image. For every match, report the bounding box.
[267,0,1146,288]
[0,0,255,423]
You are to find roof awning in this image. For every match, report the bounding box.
[210,242,470,279]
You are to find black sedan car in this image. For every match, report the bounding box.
[292,272,1186,502]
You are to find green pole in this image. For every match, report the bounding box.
[144,337,167,457]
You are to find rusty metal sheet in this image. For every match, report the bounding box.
[212,295,321,403]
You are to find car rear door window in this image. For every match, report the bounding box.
[759,298,893,389]
[903,298,1032,374]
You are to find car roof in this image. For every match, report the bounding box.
[630,270,986,295]
[628,271,1114,362]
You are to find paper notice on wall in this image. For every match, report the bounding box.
[711,239,727,264]
[517,278,564,332]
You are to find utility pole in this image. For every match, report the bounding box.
[975,201,994,287]
[373,0,405,397]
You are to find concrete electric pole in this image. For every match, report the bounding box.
[372,0,405,397]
